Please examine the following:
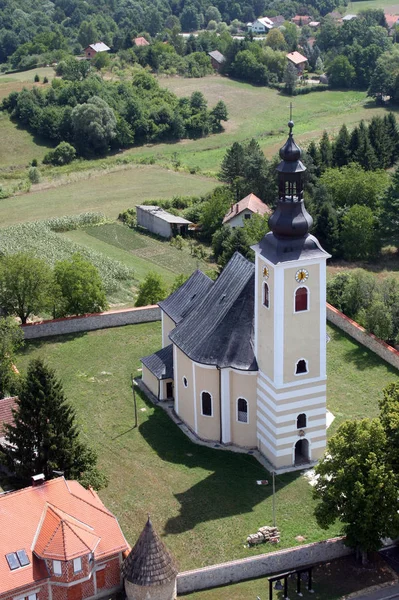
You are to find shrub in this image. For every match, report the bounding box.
[28,166,40,184]
[43,142,76,166]
[34,73,40,82]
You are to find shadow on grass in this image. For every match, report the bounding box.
[138,389,300,535]
[20,331,88,355]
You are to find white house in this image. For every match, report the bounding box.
[248,17,274,33]
[223,193,271,228]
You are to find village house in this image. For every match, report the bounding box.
[292,15,313,26]
[286,51,308,73]
[385,14,399,31]
[223,193,271,228]
[84,42,110,60]
[141,122,330,471]
[0,476,129,600]
[208,50,225,71]
[134,37,150,47]
[248,16,274,33]
[270,15,285,27]
[136,206,192,239]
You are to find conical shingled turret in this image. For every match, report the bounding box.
[123,517,178,600]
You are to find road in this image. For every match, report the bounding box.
[354,584,399,599]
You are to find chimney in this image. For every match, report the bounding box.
[236,203,239,213]
[32,473,45,487]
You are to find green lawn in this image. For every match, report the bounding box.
[0,166,216,227]
[347,0,399,13]
[62,223,210,286]
[0,113,52,169]
[13,322,398,570]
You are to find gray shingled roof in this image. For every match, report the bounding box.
[169,253,257,371]
[122,517,178,587]
[159,270,214,325]
[208,50,225,63]
[141,344,173,380]
[252,232,330,265]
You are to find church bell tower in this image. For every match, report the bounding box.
[253,121,330,470]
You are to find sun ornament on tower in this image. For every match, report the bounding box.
[252,120,331,471]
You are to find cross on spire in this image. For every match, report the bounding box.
[289,102,293,122]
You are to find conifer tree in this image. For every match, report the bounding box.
[4,359,107,489]
[368,116,392,169]
[307,141,321,177]
[319,131,332,170]
[220,141,245,184]
[332,124,350,167]
[353,121,377,171]
[313,201,341,258]
[380,166,399,248]
[384,112,399,165]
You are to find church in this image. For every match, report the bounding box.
[141,121,330,471]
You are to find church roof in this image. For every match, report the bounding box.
[253,231,329,264]
[141,344,173,380]
[122,517,178,586]
[169,253,257,371]
[159,270,214,324]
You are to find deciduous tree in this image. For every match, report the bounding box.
[135,272,167,306]
[0,317,23,400]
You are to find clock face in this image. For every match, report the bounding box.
[263,266,269,279]
[295,269,309,283]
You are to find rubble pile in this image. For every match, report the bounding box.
[247,525,280,546]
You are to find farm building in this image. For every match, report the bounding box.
[136,205,192,239]
[84,42,110,59]
[141,122,330,472]
[208,50,226,71]
[0,476,129,600]
[223,193,271,228]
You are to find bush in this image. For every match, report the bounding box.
[43,76,49,84]
[34,73,40,82]
[43,142,76,166]
[28,166,40,183]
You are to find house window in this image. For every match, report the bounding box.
[263,282,270,308]
[295,359,308,375]
[73,557,82,573]
[183,376,188,388]
[201,391,212,417]
[244,213,251,220]
[53,559,62,575]
[297,413,307,428]
[237,398,248,423]
[295,287,308,312]
[28,595,37,600]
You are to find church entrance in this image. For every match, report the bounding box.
[294,439,309,465]
[166,381,173,399]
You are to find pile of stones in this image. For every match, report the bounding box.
[247,525,280,546]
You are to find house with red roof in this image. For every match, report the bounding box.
[385,14,399,31]
[286,51,308,73]
[134,37,150,47]
[223,193,271,228]
[0,477,129,600]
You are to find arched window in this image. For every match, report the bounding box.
[201,391,212,416]
[237,398,248,423]
[295,287,308,312]
[263,282,270,308]
[296,359,308,375]
[297,413,307,429]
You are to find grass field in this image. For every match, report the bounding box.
[0,166,216,227]
[62,223,210,287]
[13,322,398,570]
[347,0,399,13]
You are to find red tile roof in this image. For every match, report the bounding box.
[134,37,150,46]
[223,193,271,224]
[0,477,128,594]
[286,51,308,65]
[385,14,399,27]
[0,396,17,437]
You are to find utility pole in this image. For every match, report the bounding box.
[131,374,138,428]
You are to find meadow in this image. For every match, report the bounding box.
[13,321,398,570]
[347,0,399,13]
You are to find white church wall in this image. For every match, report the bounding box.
[194,363,221,441]
[255,255,275,380]
[142,365,159,398]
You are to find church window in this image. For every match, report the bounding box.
[295,287,308,312]
[263,282,270,308]
[297,413,307,428]
[201,391,212,417]
[183,376,188,388]
[237,398,248,423]
[295,359,308,375]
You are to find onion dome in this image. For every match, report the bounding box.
[279,120,301,162]
[122,516,178,587]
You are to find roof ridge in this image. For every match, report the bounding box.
[48,503,93,531]
[0,477,63,502]
[65,480,113,518]
[38,507,64,558]
[63,519,95,554]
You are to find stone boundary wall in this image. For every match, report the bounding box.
[176,537,352,593]
[21,306,161,339]
[327,303,399,370]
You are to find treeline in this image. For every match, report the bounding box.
[327,269,399,345]
[1,69,228,155]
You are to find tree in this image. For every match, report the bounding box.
[364,299,393,341]
[180,6,200,32]
[209,100,228,131]
[283,61,298,94]
[265,29,287,51]
[200,186,233,241]
[54,254,108,317]
[341,204,381,261]
[220,142,245,184]
[71,96,117,155]
[170,273,190,293]
[332,124,350,167]
[313,418,399,563]
[327,55,355,88]
[135,272,167,306]
[319,131,332,170]
[380,166,399,248]
[43,141,76,166]
[92,51,110,70]
[320,163,389,210]
[0,253,53,323]
[379,382,399,472]
[312,199,340,257]
[3,358,107,489]
[219,227,253,268]
[0,317,23,400]
[205,6,221,23]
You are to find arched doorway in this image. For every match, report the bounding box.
[294,439,309,465]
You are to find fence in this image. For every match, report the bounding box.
[327,303,399,370]
[21,306,161,339]
[177,537,352,593]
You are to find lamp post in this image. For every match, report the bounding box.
[272,470,276,527]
